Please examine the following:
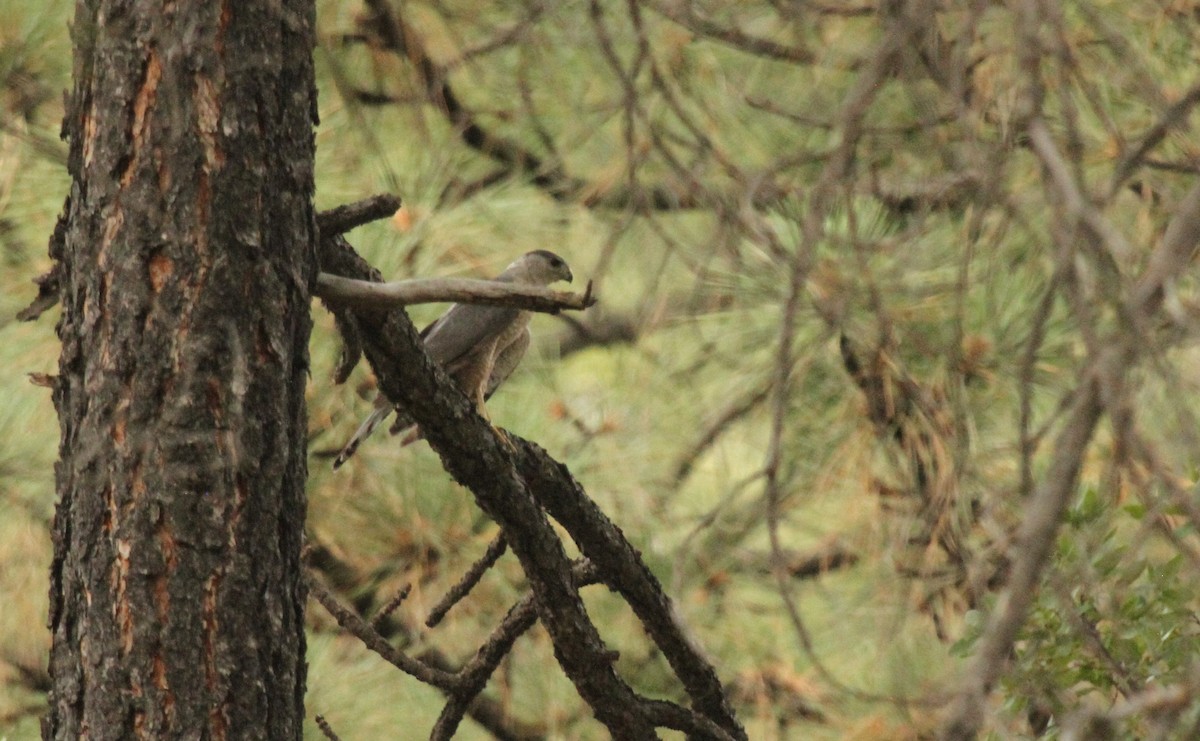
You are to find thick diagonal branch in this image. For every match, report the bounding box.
[318,214,746,739]
[320,233,661,739]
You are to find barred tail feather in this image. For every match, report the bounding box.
[333,405,392,469]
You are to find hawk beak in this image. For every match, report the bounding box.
[565,269,574,283]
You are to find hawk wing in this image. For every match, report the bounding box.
[384,323,532,447]
[485,325,530,399]
[421,302,521,369]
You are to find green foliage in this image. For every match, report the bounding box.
[954,487,1200,736]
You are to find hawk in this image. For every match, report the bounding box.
[333,250,574,468]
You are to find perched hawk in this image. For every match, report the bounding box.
[333,250,573,468]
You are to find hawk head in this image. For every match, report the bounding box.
[506,250,574,286]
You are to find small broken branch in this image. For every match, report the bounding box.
[314,715,342,741]
[316,194,402,237]
[16,263,62,321]
[426,535,508,628]
[307,574,460,692]
[369,582,412,631]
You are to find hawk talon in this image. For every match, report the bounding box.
[493,426,517,453]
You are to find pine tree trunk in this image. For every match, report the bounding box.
[45,2,316,737]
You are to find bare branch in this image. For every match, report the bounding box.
[648,0,815,64]
[1065,680,1197,739]
[1109,82,1200,195]
[353,0,786,211]
[306,573,461,692]
[742,545,861,581]
[15,262,62,321]
[433,561,599,740]
[941,374,1105,740]
[16,200,69,322]
[672,382,771,485]
[369,583,412,632]
[315,273,597,313]
[1130,181,1200,317]
[510,438,746,736]
[1027,117,1137,263]
[761,8,916,699]
[426,535,508,628]
[306,540,545,741]
[641,699,740,741]
[314,715,342,741]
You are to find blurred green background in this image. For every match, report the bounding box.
[4,1,1200,738]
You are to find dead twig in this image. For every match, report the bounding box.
[316,194,402,237]
[426,535,508,628]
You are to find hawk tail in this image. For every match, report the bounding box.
[333,405,391,469]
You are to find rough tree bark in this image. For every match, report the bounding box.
[44,1,317,738]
